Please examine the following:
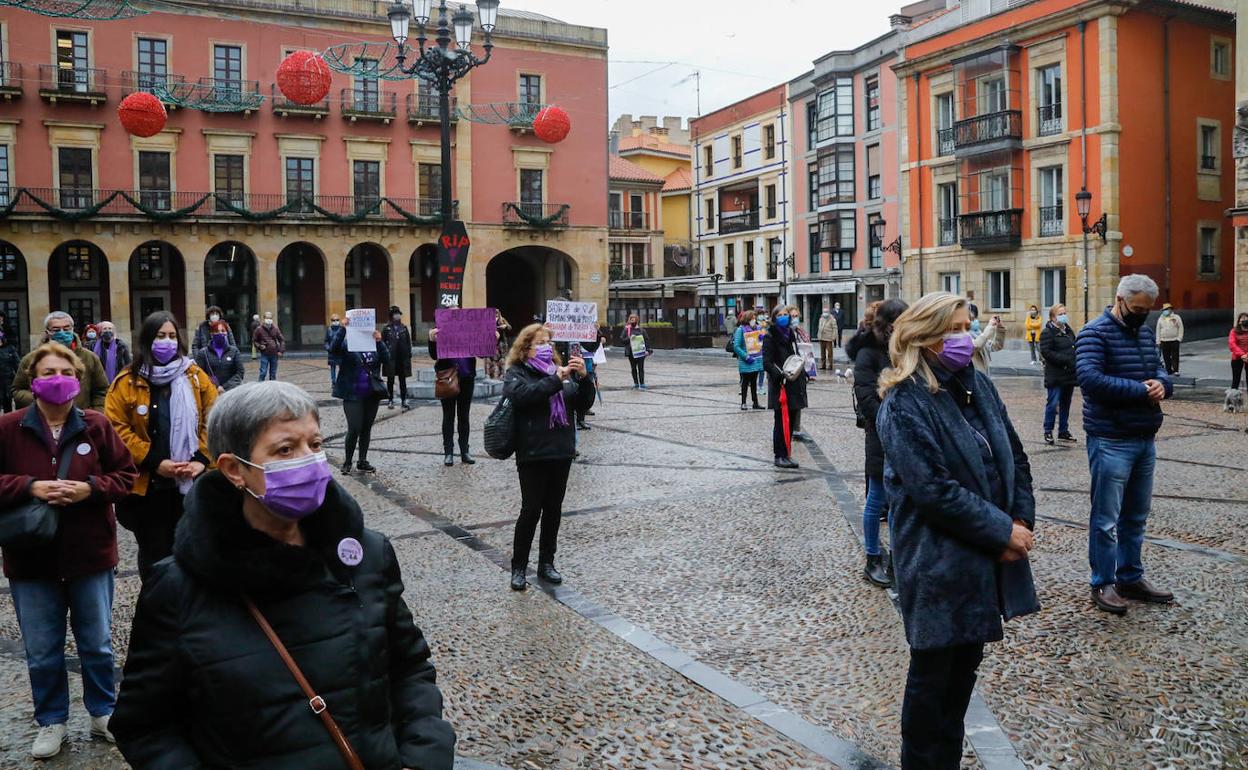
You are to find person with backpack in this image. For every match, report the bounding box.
[620,314,650,390]
[732,311,764,411]
[847,299,908,587]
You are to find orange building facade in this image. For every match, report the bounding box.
[0,0,608,350]
[895,0,1235,333]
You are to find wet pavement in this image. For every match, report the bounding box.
[0,353,1244,769]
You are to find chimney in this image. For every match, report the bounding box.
[608,130,620,156]
[890,13,913,30]
[651,126,669,138]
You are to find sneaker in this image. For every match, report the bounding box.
[740,404,748,411]
[1058,432,1077,444]
[401,401,412,412]
[356,461,376,474]
[640,384,648,390]
[340,461,352,475]
[386,399,395,410]
[90,714,115,743]
[751,404,766,410]
[31,723,67,758]
[1044,432,1055,445]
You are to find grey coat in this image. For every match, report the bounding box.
[877,370,1038,651]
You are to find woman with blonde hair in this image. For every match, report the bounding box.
[502,323,595,591]
[876,292,1038,770]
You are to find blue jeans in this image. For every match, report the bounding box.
[1044,385,1074,433]
[258,354,279,381]
[863,475,886,556]
[329,361,339,387]
[10,570,115,725]
[1087,435,1156,588]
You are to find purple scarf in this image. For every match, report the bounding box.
[525,357,569,428]
[93,339,119,384]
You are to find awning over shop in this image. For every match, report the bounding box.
[787,281,857,295]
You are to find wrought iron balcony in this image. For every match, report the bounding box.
[718,208,760,234]
[0,62,23,100]
[1037,104,1062,137]
[938,218,958,246]
[953,110,1022,155]
[271,84,329,118]
[38,64,107,104]
[609,263,653,281]
[405,93,458,125]
[958,209,1023,251]
[608,210,649,230]
[502,201,570,228]
[1038,205,1063,237]
[340,89,397,122]
[937,127,955,156]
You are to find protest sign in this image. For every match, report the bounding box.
[345,308,376,352]
[434,308,498,358]
[437,220,471,309]
[545,300,598,342]
[744,330,763,357]
[629,334,648,358]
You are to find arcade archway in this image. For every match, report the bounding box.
[204,242,257,348]
[346,243,391,316]
[128,241,186,332]
[49,240,111,333]
[486,246,578,328]
[277,242,327,349]
[0,241,30,353]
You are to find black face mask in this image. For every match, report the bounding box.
[1239,319,1248,330]
[1118,301,1148,331]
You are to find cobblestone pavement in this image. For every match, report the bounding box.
[0,352,1244,769]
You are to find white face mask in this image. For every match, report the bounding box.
[209,314,220,322]
[263,319,273,326]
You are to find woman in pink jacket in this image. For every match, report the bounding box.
[1230,311,1248,391]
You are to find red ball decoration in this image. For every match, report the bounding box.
[533,105,571,144]
[276,50,332,106]
[117,92,167,138]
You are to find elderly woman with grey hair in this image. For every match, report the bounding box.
[112,381,456,770]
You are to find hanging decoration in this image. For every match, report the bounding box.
[117,91,167,137]
[504,203,569,228]
[276,51,333,105]
[453,102,543,128]
[532,105,571,144]
[151,79,264,113]
[0,0,146,19]
[320,41,408,81]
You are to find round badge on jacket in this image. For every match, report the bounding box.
[337,537,363,567]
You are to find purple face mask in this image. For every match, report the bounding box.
[239,451,332,521]
[151,339,179,365]
[937,332,975,371]
[32,374,81,406]
[533,344,555,364]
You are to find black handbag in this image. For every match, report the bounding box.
[483,397,515,460]
[0,441,77,549]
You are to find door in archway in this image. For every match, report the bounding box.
[345,243,391,317]
[486,250,541,328]
[408,244,438,329]
[277,243,326,349]
[128,241,186,332]
[0,241,30,353]
[49,241,111,334]
[204,242,257,348]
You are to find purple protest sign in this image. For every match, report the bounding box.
[434,308,498,358]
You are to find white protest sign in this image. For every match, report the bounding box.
[345,308,376,352]
[545,300,598,342]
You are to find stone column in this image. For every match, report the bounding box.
[108,252,132,343]
[256,249,279,319]
[183,246,205,342]
[325,233,347,319]
[26,228,51,352]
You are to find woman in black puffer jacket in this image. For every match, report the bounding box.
[112,381,455,770]
[502,323,595,592]
[849,298,908,588]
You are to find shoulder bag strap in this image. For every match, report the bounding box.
[55,435,78,480]
[242,596,365,770]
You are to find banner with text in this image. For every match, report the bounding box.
[345,308,376,352]
[437,219,471,309]
[433,308,499,358]
[545,300,599,342]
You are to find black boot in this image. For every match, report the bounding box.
[340,460,352,475]
[443,453,454,466]
[863,554,890,587]
[537,562,563,584]
[883,549,895,582]
[509,568,527,591]
[576,420,592,431]
[356,460,376,474]
[460,451,476,465]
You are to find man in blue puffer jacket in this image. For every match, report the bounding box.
[1075,274,1174,615]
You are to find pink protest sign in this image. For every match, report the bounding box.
[434,308,498,358]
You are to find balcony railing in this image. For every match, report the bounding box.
[1200,155,1217,171]
[1038,205,1063,237]
[937,127,955,156]
[405,93,458,124]
[938,217,958,246]
[0,187,451,224]
[958,209,1023,251]
[121,70,186,96]
[1200,254,1216,274]
[718,208,760,235]
[38,64,107,104]
[1037,103,1062,137]
[0,62,23,98]
[271,83,329,117]
[193,78,262,111]
[608,210,649,230]
[609,263,653,281]
[502,201,570,228]
[953,110,1022,153]
[341,88,397,122]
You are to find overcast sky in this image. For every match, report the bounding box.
[511,0,900,127]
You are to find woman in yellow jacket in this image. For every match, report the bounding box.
[1024,304,1043,365]
[105,312,217,577]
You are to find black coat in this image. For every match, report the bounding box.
[0,342,19,387]
[324,326,343,364]
[502,363,594,465]
[427,340,476,382]
[383,322,413,378]
[192,321,237,356]
[1039,321,1077,388]
[329,328,390,402]
[111,471,455,770]
[193,345,246,391]
[848,329,889,478]
[877,370,1038,651]
[762,328,807,411]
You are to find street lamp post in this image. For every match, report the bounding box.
[1075,187,1107,323]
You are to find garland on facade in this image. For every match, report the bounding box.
[504,203,569,228]
[152,81,265,113]
[0,188,444,226]
[0,0,145,19]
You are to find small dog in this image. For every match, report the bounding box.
[834,368,854,385]
[1224,388,1245,413]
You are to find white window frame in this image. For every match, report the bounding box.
[1038,165,1063,237]
[940,272,962,295]
[987,269,1012,311]
[1040,267,1066,311]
